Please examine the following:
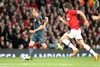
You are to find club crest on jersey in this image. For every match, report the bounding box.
[38,21,41,24]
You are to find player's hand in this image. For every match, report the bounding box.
[44,17,48,23]
[84,20,89,28]
[58,16,63,21]
[58,16,69,26]
[92,15,99,20]
[44,17,48,27]
[29,30,35,34]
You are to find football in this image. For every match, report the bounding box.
[21,55,27,61]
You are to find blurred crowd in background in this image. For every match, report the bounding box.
[0,0,100,49]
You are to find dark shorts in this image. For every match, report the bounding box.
[30,33,45,44]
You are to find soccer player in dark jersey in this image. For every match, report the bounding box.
[26,7,63,60]
[25,7,48,60]
[58,2,99,61]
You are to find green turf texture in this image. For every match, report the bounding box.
[0,57,99,67]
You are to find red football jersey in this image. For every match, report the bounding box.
[66,10,80,30]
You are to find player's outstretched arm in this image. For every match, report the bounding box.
[29,25,44,34]
[77,10,89,27]
[58,16,69,26]
[29,17,48,34]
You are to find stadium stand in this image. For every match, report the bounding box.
[0,0,100,49]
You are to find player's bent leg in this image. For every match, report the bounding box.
[77,39,99,61]
[48,43,63,50]
[60,34,68,41]
[61,34,78,57]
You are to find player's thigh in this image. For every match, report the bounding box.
[60,33,69,41]
[29,34,37,46]
[61,30,76,41]
[75,33,83,40]
[38,35,47,49]
[75,30,85,47]
[69,29,82,40]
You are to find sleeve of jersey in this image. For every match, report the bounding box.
[69,10,77,15]
[40,16,44,25]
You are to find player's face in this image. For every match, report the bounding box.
[63,7,68,12]
[32,9,37,17]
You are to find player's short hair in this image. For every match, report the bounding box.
[63,2,72,9]
[33,7,39,12]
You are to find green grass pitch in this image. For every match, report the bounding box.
[0,57,99,67]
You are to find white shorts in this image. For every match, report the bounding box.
[65,28,83,40]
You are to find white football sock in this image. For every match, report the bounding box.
[62,39,77,50]
[84,44,97,56]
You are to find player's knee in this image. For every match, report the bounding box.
[29,43,33,47]
[29,41,35,46]
[42,43,47,49]
[43,46,47,49]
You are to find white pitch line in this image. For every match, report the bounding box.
[0,59,79,62]
[0,63,100,67]
[0,60,69,61]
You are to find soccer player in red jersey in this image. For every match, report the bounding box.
[58,2,99,61]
